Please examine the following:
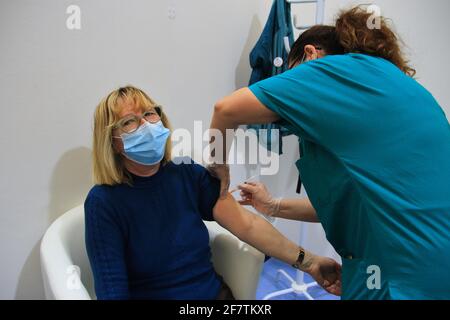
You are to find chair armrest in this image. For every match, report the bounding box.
[204,221,265,300]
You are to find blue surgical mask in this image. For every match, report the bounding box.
[120,121,170,165]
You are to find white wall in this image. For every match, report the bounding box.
[0,0,448,299]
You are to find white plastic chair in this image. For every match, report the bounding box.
[40,205,265,300]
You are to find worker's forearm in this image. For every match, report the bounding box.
[275,198,320,223]
[209,103,239,163]
[239,207,315,272]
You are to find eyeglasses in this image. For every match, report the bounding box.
[113,106,162,134]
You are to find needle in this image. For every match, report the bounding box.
[229,175,258,193]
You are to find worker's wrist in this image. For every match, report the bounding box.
[300,250,316,272]
[206,163,229,176]
[206,160,228,167]
[292,248,315,272]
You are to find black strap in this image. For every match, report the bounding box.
[296,175,302,194]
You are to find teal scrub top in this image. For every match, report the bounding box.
[249,53,450,300]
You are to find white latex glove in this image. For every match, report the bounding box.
[237,182,281,217]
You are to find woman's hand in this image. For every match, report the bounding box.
[237,182,281,217]
[206,164,230,199]
[303,255,342,296]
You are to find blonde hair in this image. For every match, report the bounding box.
[92,85,172,185]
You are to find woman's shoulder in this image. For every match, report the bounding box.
[84,184,117,211]
[165,157,213,188]
[169,156,207,175]
[86,184,114,198]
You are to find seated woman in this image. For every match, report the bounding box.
[85,85,341,300]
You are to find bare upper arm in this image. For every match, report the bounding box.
[215,87,280,125]
[212,193,255,239]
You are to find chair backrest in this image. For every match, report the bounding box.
[40,205,264,300]
[40,205,94,299]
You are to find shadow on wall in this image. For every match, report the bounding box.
[15,240,43,299]
[15,147,92,299]
[47,147,93,223]
[234,15,262,90]
[15,147,93,299]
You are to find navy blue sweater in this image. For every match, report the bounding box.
[84,158,221,299]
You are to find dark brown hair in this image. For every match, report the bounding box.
[288,6,416,77]
[288,25,345,68]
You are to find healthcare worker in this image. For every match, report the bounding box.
[208,6,450,300]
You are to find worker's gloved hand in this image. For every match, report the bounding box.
[304,254,342,296]
[237,182,281,217]
[206,163,230,199]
